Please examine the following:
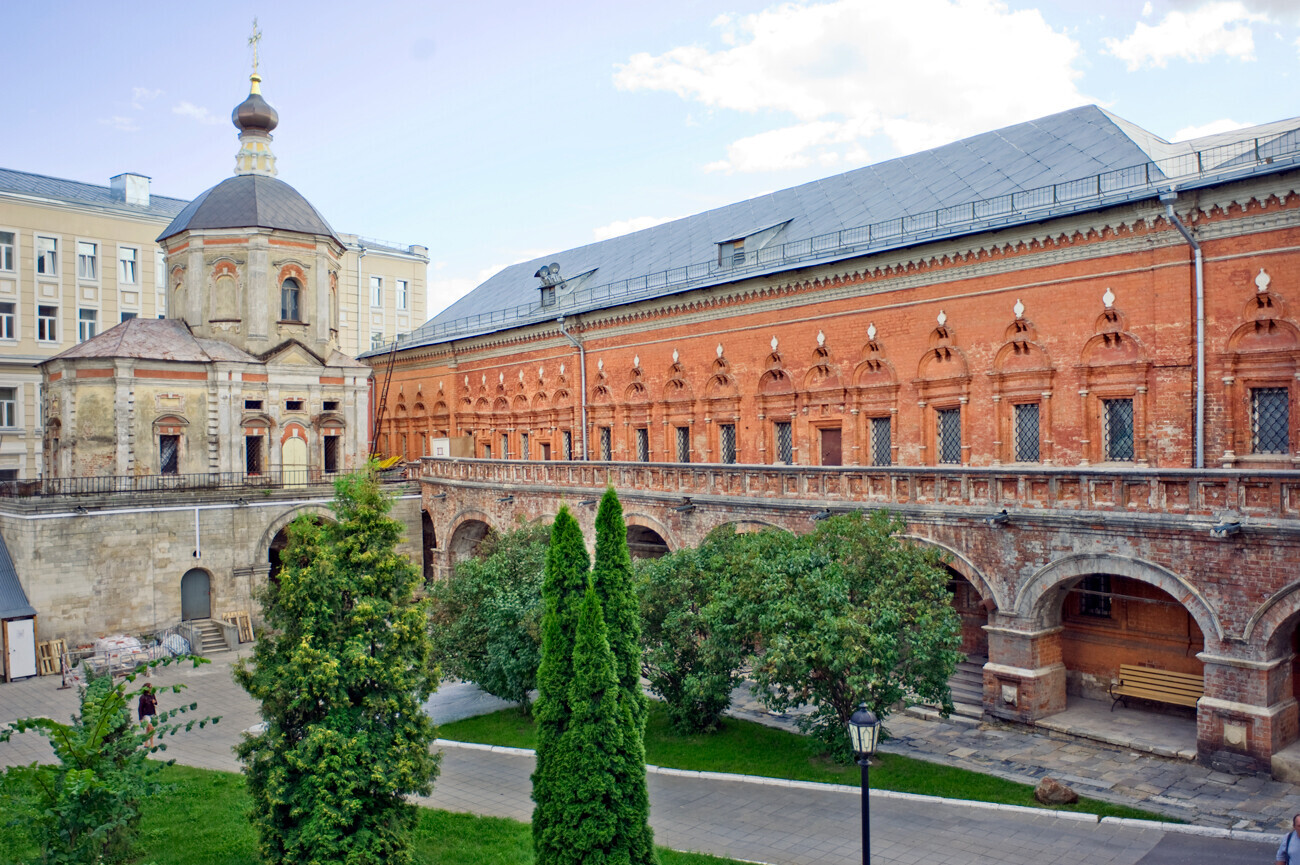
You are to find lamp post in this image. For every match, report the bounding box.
[847,703,881,865]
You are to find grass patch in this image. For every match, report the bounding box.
[0,764,745,865]
[438,703,1172,823]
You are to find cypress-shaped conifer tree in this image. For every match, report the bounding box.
[592,487,656,865]
[532,506,591,864]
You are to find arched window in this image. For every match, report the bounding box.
[280,277,301,322]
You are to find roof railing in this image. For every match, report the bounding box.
[377,127,1300,353]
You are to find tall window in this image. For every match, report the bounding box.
[719,423,736,464]
[245,435,264,475]
[563,429,573,460]
[118,247,137,284]
[501,433,509,459]
[775,421,793,464]
[0,388,16,427]
[280,277,301,321]
[1014,402,1040,462]
[396,279,408,310]
[37,305,57,341]
[635,427,649,462]
[1102,398,1134,461]
[160,434,180,475]
[676,426,690,463]
[78,309,97,342]
[521,432,530,460]
[370,276,383,307]
[0,231,13,272]
[482,443,492,459]
[1252,387,1289,454]
[0,303,14,340]
[870,417,891,466]
[1077,575,1112,618]
[599,426,612,460]
[36,236,57,275]
[937,408,961,464]
[324,435,340,474]
[77,241,97,280]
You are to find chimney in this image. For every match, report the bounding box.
[110,173,151,207]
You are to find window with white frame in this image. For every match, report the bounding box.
[0,303,14,340]
[118,247,138,284]
[396,279,408,310]
[37,305,57,341]
[77,241,97,280]
[0,231,13,272]
[154,248,165,289]
[370,276,383,307]
[0,387,16,428]
[78,309,97,342]
[280,277,301,321]
[36,236,57,276]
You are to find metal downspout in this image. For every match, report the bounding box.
[556,317,588,460]
[1161,191,1205,469]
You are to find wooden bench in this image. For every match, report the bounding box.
[1109,664,1203,712]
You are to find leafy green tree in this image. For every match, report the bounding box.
[0,658,217,865]
[531,506,591,865]
[234,468,440,865]
[750,510,962,761]
[637,525,783,734]
[429,522,549,713]
[591,488,654,865]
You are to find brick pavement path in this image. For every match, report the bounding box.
[0,655,1283,864]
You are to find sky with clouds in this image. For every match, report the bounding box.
[6,0,1299,320]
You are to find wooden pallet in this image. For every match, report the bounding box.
[222,611,254,643]
[37,639,66,676]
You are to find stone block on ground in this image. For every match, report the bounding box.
[1034,776,1079,805]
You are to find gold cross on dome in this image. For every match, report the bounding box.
[248,18,263,74]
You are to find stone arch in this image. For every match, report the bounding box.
[256,503,336,557]
[1013,552,1221,641]
[1243,580,1300,655]
[901,533,1003,611]
[447,511,494,563]
[624,512,674,559]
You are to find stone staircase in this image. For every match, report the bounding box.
[947,655,987,719]
[188,618,229,655]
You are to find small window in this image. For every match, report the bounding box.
[1077,575,1112,618]
[324,435,340,474]
[1252,387,1289,454]
[78,309,97,342]
[77,241,97,280]
[937,408,961,464]
[371,332,384,350]
[1102,398,1134,461]
[599,426,611,461]
[36,236,57,276]
[521,432,530,460]
[635,427,649,462]
[0,302,14,340]
[245,435,263,475]
[244,399,263,410]
[323,400,339,411]
[719,423,736,464]
[562,429,573,460]
[397,279,408,310]
[500,433,509,459]
[0,469,17,482]
[370,276,383,307]
[37,306,57,342]
[719,238,745,267]
[1014,403,1040,462]
[160,434,180,475]
[120,311,137,323]
[0,387,16,427]
[285,400,304,412]
[870,417,891,466]
[676,426,690,463]
[775,421,792,464]
[482,444,492,459]
[0,231,13,272]
[280,277,301,321]
[118,247,138,284]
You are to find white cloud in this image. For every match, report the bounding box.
[1172,118,1251,139]
[100,116,139,133]
[613,0,1088,172]
[1103,1,1267,70]
[1142,1,1153,16]
[172,101,222,125]
[131,87,162,110]
[592,215,678,240]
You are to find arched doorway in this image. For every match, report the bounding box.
[268,516,327,580]
[180,568,211,620]
[626,525,669,560]
[946,566,989,659]
[448,519,492,564]
[421,510,437,585]
[283,436,308,485]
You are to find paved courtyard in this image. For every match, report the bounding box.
[0,653,1286,864]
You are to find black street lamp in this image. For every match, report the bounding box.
[847,703,882,865]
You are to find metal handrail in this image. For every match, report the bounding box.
[382,127,1300,352]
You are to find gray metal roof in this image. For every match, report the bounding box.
[389,105,1300,355]
[158,174,340,244]
[0,167,189,220]
[43,317,259,364]
[0,529,35,620]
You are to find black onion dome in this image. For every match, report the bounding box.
[157,174,339,244]
[232,90,279,133]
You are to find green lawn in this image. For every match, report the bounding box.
[0,764,745,865]
[438,702,1172,822]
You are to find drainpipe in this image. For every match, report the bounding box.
[556,316,588,460]
[1160,190,1204,469]
[193,507,202,559]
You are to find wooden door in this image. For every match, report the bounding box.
[820,428,842,466]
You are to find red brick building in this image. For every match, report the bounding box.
[377,106,1300,772]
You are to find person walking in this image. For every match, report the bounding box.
[138,684,158,747]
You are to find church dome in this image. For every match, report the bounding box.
[232,85,279,133]
[157,174,338,243]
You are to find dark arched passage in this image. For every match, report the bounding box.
[626,525,669,560]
